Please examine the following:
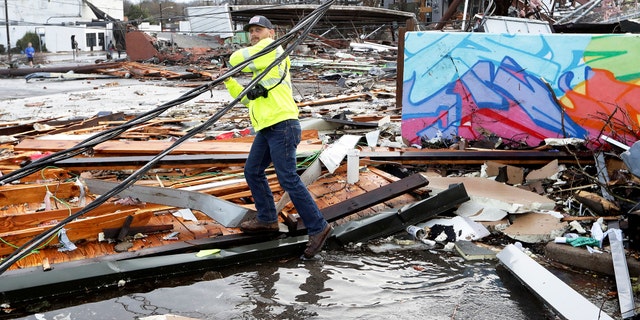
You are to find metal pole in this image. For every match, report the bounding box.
[159,3,163,31]
[4,0,11,64]
[461,0,469,31]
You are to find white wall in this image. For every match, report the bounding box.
[0,0,123,25]
[3,24,113,53]
[0,0,121,52]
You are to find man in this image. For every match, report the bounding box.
[107,40,115,60]
[116,42,123,59]
[222,15,332,259]
[25,42,35,67]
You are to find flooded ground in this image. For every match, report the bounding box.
[6,240,620,320]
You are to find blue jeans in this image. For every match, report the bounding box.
[244,119,328,235]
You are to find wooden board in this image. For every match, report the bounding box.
[0,182,82,207]
[0,209,152,256]
[0,203,157,230]
[15,139,322,155]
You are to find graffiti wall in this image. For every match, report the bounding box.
[401,32,640,148]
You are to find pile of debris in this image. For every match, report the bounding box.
[0,36,639,318]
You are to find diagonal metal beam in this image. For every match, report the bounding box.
[288,173,430,234]
[83,178,256,228]
[322,172,429,221]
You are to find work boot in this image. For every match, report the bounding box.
[303,224,333,258]
[240,218,279,234]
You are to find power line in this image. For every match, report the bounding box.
[0,0,337,275]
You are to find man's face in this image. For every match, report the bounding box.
[248,26,274,45]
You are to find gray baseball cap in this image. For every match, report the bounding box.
[243,15,274,32]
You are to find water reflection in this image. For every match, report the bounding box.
[12,248,561,320]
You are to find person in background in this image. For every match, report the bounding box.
[107,40,115,60]
[116,42,123,59]
[25,42,35,67]
[221,15,332,259]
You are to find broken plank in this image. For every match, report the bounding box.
[46,112,126,135]
[218,181,282,201]
[0,209,151,256]
[0,62,123,77]
[116,215,134,242]
[211,129,319,144]
[55,154,251,170]
[0,182,82,207]
[0,203,154,230]
[17,168,73,183]
[101,224,174,239]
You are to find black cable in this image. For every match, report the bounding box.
[0,1,327,185]
[0,0,336,275]
[0,14,303,185]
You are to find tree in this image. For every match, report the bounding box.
[15,32,46,53]
[124,1,151,21]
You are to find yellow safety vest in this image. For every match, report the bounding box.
[223,38,298,131]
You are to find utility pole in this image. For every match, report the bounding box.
[159,3,173,32]
[4,0,11,64]
[159,3,163,31]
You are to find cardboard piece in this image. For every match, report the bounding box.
[525,159,559,182]
[456,200,508,221]
[502,212,568,243]
[483,161,524,185]
[424,176,556,213]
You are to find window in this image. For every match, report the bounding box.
[86,33,96,47]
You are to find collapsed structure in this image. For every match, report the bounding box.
[0,0,639,319]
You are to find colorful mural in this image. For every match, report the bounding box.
[401,32,640,148]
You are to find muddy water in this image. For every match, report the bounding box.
[11,246,617,320]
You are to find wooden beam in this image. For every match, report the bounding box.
[0,182,82,207]
[0,209,151,256]
[15,139,322,155]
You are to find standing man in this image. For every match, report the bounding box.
[107,40,115,60]
[25,42,35,67]
[116,42,123,59]
[222,15,332,259]
[71,35,78,61]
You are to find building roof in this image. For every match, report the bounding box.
[228,4,417,31]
